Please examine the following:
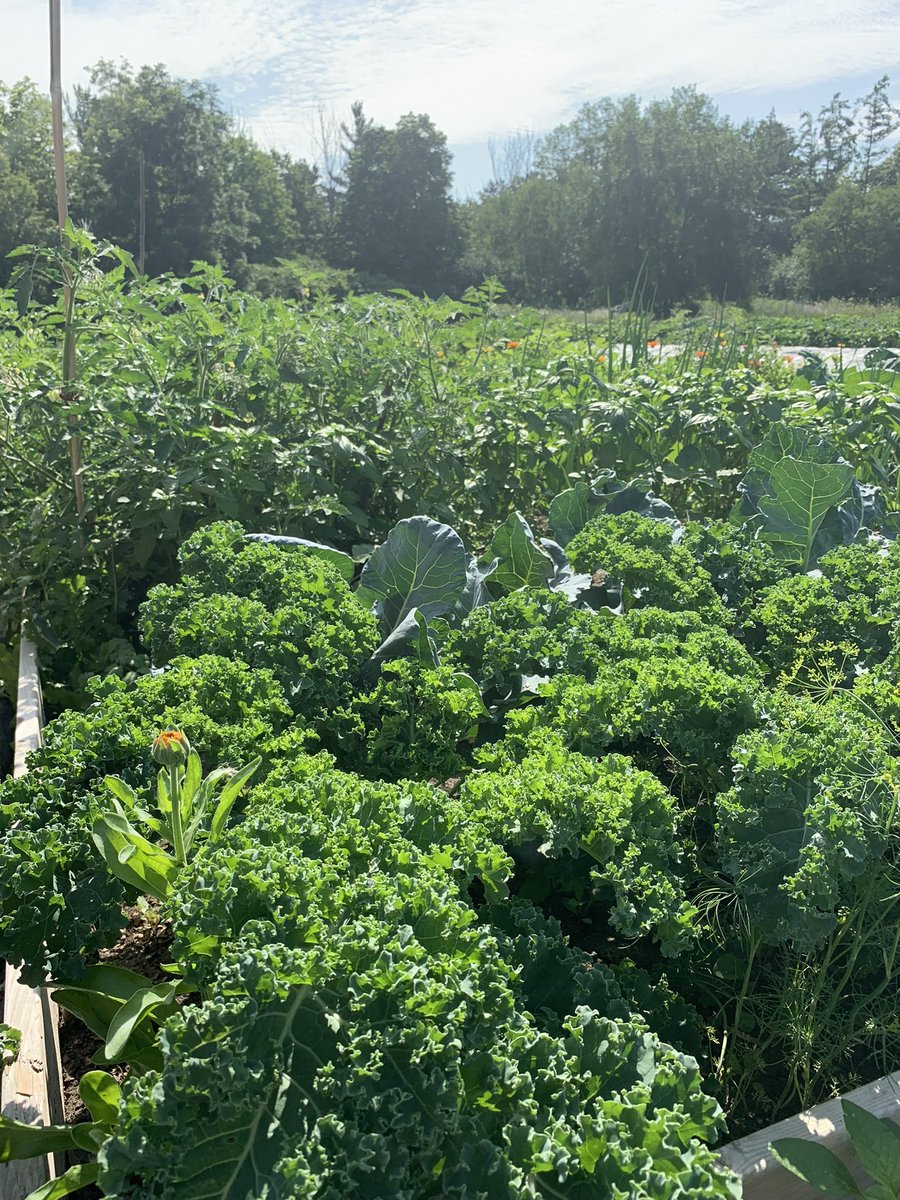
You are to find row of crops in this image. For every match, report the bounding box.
[3,241,900,1197]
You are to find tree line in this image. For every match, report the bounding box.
[2,60,899,308]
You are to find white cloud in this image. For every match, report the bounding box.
[3,0,900,168]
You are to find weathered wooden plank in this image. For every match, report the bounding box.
[1,633,62,1196]
[719,1072,900,1199]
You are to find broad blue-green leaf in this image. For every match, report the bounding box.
[488,512,554,591]
[454,554,496,616]
[540,539,592,602]
[549,482,598,546]
[749,423,838,474]
[359,516,468,633]
[362,609,439,680]
[757,457,855,568]
[243,533,354,581]
[550,474,678,545]
[841,1100,900,1190]
[770,1137,862,1196]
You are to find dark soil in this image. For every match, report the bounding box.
[60,902,173,1198]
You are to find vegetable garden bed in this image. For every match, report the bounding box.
[5,267,900,1197]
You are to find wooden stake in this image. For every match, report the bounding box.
[49,0,85,520]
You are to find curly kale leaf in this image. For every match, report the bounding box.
[99,888,734,1199]
[464,735,696,954]
[141,521,379,721]
[566,512,726,619]
[716,693,898,946]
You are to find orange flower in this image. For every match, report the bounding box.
[436,350,445,358]
[506,340,520,349]
[695,350,707,358]
[596,354,606,363]
[647,339,659,348]
[785,355,794,363]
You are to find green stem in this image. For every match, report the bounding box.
[169,762,186,865]
[717,930,760,1081]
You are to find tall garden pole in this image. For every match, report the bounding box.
[49,0,85,519]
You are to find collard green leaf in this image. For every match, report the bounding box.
[359,516,468,633]
[549,482,599,546]
[770,1138,861,1196]
[453,554,497,617]
[362,608,440,681]
[749,423,839,474]
[539,539,592,602]
[488,512,554,591]
[757,458,855,568]
[549,474,678,545]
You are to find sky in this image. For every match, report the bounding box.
[3,0,900,196]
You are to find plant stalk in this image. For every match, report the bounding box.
[168,763,186,865]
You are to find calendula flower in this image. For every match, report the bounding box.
[436,350,445,358]
[152,729,191,767]
[785,355,794,363]
[506,340,520,349]
[696,350,707,358]
[597,354,606,363]
[648,339,659,348]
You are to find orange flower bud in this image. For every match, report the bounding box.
[152,729,191,767]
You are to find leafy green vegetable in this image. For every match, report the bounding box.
[358,514,468,632]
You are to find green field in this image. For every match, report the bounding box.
[4,246,900,1197]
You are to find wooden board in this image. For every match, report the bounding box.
[0,633,63,1196]
[719,1072,900,1198]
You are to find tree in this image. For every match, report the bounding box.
[217,136,301,269]
[743,112,802,260]
[856,75,900,191]
[799,180,900,299]
[0,80,57,280]
[525,89,758,308]
[818,92,857,192]
[69,61,234,275]
[271,151,328,257]
[337,104,459,294]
